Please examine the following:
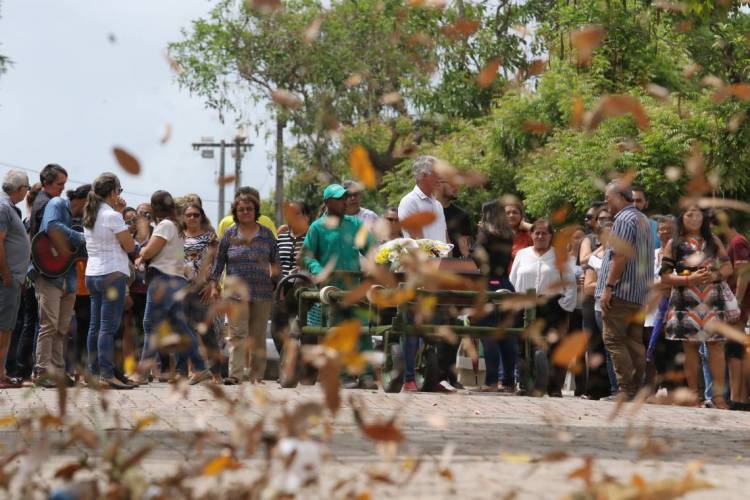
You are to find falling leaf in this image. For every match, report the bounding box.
[440,18,480,40]
[345,73,363,87]
[54,462,87,480]
[303,17,322,44]
[322,319,361,354]
[568,456,594,487]
[522,120,550,134]
[700,74,724,88]
[318,355,342,414]
[132,415,159,433]
[217,175,237,187]
[202,453,242,476]
[380,92,402,106]
[712,83,750,103]
[665,166,682,181]
[585,95,650,131]
[400,211,437,233]
[163,52,183,74]
[499,452,533,463]
[476,59,501,88]
[526,59,546,77]
[247,0,282,14]
[271,89,302,110]
[0,416,16,427]
[341,280,373,306]
[159,123,172,145]
[124,355,136,375]
[551,330,590,368]
[705,320,749,345]
[571,96,585,128]
[653,0,689,13]
[570,25,605,66]
[283,201,310,235]
[645,83,670,103]
[368,287,415,308]
[352,405,406,443]
[112,147,141,175]
[349,145,377,189]
[728,111,747,132]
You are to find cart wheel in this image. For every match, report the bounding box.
[418,344,440,392]
[382,342,404,393]
[279,340,301,388]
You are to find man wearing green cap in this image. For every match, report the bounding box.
[302,183,377,389]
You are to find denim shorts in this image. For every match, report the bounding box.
[0,280,22,331]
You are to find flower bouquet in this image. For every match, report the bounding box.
[375,238,453,271]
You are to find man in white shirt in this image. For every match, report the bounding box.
[342,180,378,225]
[396,156,456,393]
[397,156,448,242]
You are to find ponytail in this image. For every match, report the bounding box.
[82,190,102,229]
[83,172,121,229]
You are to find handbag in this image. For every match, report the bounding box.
[720,281,741,323]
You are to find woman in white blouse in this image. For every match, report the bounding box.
[510,219,576,397]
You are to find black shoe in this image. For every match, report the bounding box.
[33,377,57,389]
[342,378,360,390]
[100,377,135,390]
[358,377,378,390]
[450,380,465,390]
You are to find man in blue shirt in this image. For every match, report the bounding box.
[34,183,90,387]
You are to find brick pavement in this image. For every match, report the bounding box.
[1,384,749,499]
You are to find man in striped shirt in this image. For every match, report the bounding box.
[596,181,655,399]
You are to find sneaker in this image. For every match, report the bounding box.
[435,380,458,393]
[451,380,465,390]
[402,380,418,392]
[358,377,378,390]
[188,369,213,385]
[101,377,135,390]
[342,377,360,390]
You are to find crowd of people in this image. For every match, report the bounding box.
[1,158,749,410]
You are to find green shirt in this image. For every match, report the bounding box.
[302,214,374,288]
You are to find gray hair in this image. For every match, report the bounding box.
[605,179,634,203]
[2,169,30,194]
[412,155,436,180]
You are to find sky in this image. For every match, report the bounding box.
[0,0,273,222]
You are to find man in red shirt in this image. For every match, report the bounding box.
[719,211,750,410]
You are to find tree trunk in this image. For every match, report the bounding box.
[275,115,286,226]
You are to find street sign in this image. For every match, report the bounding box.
[201,149,214,159]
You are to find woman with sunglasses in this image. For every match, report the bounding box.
[182,203,223,381]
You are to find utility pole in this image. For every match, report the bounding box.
[192,136,253,222]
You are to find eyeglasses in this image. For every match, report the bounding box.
[124,219,135,226]
[236,207,254,214]
[185,213,201,219]
[386,217,399,222]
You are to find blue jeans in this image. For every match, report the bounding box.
[404,336,421,382]
[699,342,713,401]
[140,270,206,372]
[86,273,127,379]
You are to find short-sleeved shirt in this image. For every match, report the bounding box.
[354,207,379,225]
[727,233,750,307]
[443,203,472,258]
[217,213,277,238]
[595,204,655,305]
[0,192,31,283]
[184,231,217,283]
[149,219,185,277]
[277,230,306,277]
[397,185,448,242]
[210,225,278,301]
[84,204,130,277]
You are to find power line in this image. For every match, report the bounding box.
[0,159,224,204]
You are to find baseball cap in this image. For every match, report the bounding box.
[323,184,347,200]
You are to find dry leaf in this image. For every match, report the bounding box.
[705,320,749,345]
[112,147,141,175]
[476,59,501,88]
[645,83,670,103]
[0,416,16,427]
[345,73,363,87]
[653,0,688,13]
[283,201,310,235]
[552,330,590,368]
[159,123,172,145]
[217,175,237,187]
[352,407,406,443]
[318,355,342,414]
[586,95,650,131]
[349,145,377,189]
[400,211,437,233]
[526,59,546,78]
[568,456,594,487]
[202,453,242,476]
[380,92,402,106]
[247,0,282,14]
[571,96,585,128]
[368,287,415,308]
[303,17,322,44]
[440,18,480,40]
[712,83,750,103]
[522,120,550,134]
[322,319,361,354]
[54,462,87,481]
[341,280,373,306]
[570,25,605,66]
[271,89,302,110]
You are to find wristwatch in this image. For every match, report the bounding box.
[605,283,616,290]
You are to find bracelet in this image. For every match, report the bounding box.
[605,283,615,290]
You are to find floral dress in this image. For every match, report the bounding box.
[663,237,728,342]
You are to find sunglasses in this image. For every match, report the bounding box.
[185,213,201,219]
[386,217,399,222]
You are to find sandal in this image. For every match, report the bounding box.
[0,377,22,389]
[712,397,729,410]
[223,377,240,386]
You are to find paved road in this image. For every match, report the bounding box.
[1,384,749,499]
